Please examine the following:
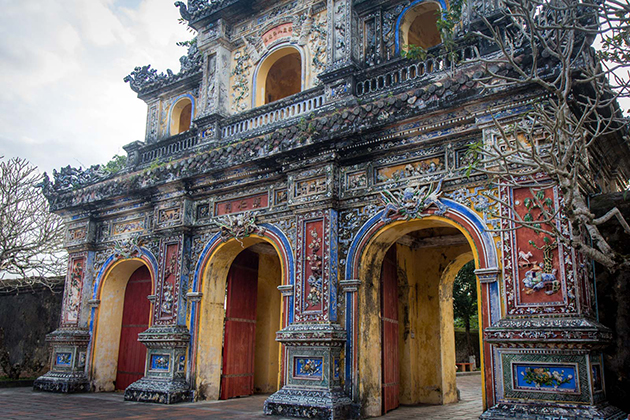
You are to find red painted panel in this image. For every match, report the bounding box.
[215,193,269,216]
[381,246,399,414]
[512,187,563,305]
[303,220,324,313]
[221,250,259,400]
[116,266,151,390]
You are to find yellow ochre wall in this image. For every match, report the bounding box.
[395,243,472,405]
[254,253,282,393]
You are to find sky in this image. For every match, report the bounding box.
[0,0,193,175]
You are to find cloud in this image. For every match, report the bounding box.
[0,0,193,174]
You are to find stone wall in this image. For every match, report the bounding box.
[591,192,630,414]
[455,330,481,367]
[0,280,63,379]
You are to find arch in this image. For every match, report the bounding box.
[169,94,195,136]
[189,224,295,400]
[395,0,447,55]
[344,199,501,415]
[87,248,158,392]
[252,45,305,108]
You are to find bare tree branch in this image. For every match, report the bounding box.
[0,157,67,290]
[460,0,630,271]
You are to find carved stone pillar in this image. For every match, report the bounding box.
[479,184,625,419]
[318,0,358,104]
[34,219,96,393]
[264,208,357,419]
[124,213,194,403]
[195,18,232,143]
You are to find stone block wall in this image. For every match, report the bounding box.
[0,280,64,379]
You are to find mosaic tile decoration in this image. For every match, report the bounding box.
[513,363,579,394]
[55,352,72,367]
[294,357,323,379]
[502,352,589,403]
[150,354,170,371]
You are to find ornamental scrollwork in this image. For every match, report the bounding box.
[213,211,265,243]
[124,41,201,94]
[305,229,323,309]
[378,179,446,223]
[113,235,145,260]
[39,165,109,198]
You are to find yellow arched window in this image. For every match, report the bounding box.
[255,47,302,107]
[170,98,193,136]
[400,2,442,51]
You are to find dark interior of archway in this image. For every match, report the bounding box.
[395,226,468,248]
[265,52,301,104]
[178,102,192,133]
[407,4,442,50]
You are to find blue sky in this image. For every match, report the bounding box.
[0,0,192,174]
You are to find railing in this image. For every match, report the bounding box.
[140,131,201,164]
[221,88,326,139]
[355,45,479,97]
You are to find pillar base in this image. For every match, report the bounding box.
[264,386,358,420]
[122,325,191,404]
[33,327,90,394]
[124,378,191,404]
[481,402,627,420]
[33,371,90,393]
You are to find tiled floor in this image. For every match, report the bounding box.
[0,374,482,419]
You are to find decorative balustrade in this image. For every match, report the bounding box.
[135,46,480,166]
[355,45,479,97]
[140,131,201,165]
[221,88,326,140]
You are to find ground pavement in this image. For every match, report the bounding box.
[0,374,482,419]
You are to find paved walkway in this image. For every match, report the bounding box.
[0,374,482,419]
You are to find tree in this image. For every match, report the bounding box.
[455,0,630,271]
[453,261,478,361]
[0,157,66,290]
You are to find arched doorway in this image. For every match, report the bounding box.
[194,235,288,401]
[221,246,281,399]
[170,97,193,135]
[345,201,501,418]
[115,266,152,390]
[397,0,443,54]
[90,259,155,392]
[254,47,303,107]
[378,225,474,414]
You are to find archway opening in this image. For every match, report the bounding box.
[115,266,151,390]
[255,47,302,107]
[357,219,484,418]
[91,260,153,392]
[400,2,442,51]
[170,98,193,135]
[195,237,283,401]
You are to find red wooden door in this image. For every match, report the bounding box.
[116,266,151,390]
[381,246,399,413]
[220,250,259,399]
